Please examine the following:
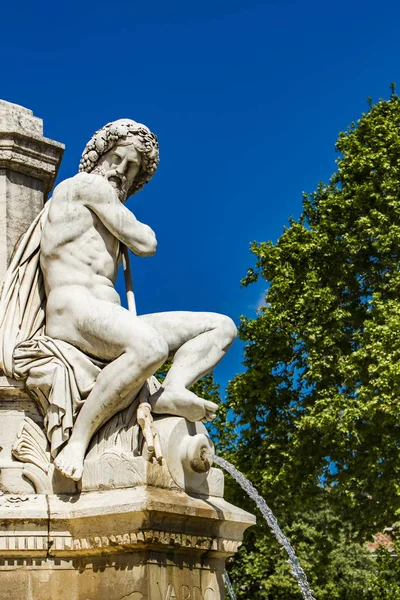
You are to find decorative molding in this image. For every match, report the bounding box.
[49,530,217,553]
[3,494,33,504]
[22,464,53,494]
[0,528,241,557]
[0,130,64,194]
[0,534,48,552]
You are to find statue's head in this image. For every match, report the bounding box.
[79,119,159,201]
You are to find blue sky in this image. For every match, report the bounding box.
[2,0,400,391]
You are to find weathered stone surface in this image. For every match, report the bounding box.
[0,380,223,498]
[0,100,64,187]
[0,100,64,283]
[0,487,255,599]
[0,380,43,494]
[0,382,255,598]
[0,554,224,600]
[0,169,43,271]
[0,101,43,136]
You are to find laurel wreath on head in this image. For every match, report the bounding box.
[79,119,160,197]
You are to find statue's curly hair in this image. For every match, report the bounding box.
[79,119,159,197]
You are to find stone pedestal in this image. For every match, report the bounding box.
[0,486,253,600]
[0,100,64,282]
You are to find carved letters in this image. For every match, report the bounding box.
[156,583,216,600]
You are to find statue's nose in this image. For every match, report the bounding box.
[116,158,128,175]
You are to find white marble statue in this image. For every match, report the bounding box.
[0,119,236,482]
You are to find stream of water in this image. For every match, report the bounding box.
[212,454,316,600]
[223,571,237,600]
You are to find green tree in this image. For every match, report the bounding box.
[216,91,400,597]
[368,536,400,600]
[226,501,376,600]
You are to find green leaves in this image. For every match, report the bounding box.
[216,93,400,597]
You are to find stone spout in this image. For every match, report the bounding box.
[181,430,214,473]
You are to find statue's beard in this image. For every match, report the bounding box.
[92,167,128,202]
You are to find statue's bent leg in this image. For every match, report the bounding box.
[53,300,169,481]
[139,311,237,422]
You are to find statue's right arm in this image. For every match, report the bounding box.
[77,174,157,256]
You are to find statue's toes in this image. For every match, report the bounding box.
[58,462,72,478]
[203,401,218,421]
[202,412,217,423]
[54,456,64,473]
[55,456,74,479]
[67,464,77,478]
[73,470,83,481]
[70,464,83,481]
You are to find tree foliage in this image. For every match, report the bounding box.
[227,501,376,600]
[220,92,400,533]
[368,537,400,599]
[215,92,400,597]
[225,498,400,599]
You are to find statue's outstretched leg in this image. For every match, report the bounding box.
[139,311,237,422]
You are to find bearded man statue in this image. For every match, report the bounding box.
[0,119,237,481]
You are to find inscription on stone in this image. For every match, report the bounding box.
[156,583,216,600]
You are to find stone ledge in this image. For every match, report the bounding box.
[0,132,64,195]
[0,375,26,396]
[0,487,255,560]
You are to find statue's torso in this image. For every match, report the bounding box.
[40,174,122,318]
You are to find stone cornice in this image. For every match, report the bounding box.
[0,131,64,196]
[0,375,26,397]
[0,488,254,559]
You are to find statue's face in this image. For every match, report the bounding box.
[96,140,142,201]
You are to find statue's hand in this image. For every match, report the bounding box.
[137,401,154,452]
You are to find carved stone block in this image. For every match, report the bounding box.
[0,484,254,600]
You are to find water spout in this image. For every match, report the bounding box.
[212,454,316,600]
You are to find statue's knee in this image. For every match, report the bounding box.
[218,315,237,347]
[144,335,169,369]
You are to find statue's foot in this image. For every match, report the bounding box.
[54,442,85,481]
[150,386,218,423]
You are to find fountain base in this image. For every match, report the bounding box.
[0,485,254,600]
